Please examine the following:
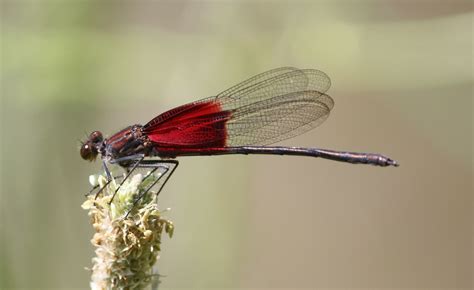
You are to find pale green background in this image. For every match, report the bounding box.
[1,1,472,289]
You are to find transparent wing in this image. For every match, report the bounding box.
[216,67,331,111]
[144,67,334,148]
[226,91,334,146]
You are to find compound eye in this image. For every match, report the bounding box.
[80,142,97,161]
[89,131,103,143]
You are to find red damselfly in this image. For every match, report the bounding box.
[81,67,398,211]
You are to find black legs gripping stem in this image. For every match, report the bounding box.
[88,158,179,218]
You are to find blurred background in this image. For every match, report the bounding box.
[1,0,472,289]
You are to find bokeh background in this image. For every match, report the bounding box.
[1,0,472,289]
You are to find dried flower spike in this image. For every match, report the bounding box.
[82,173,173,290]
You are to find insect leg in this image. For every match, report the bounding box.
[108,154,145,204]
[93,160,115,199]
[86,174,123,197]
[124,160,179,218]
[89,154,144,199]
[138,160,179,199]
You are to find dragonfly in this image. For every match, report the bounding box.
[80,67,398,211]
